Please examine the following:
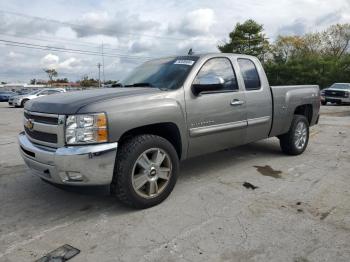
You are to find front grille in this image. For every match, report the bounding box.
[325,90,346,97]
[24,126,58,143]
[24,110,64,147]
[24,111,58,125]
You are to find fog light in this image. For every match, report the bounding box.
[60,171,84,182]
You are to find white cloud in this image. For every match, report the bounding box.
[169,8,216,36]
[71,11,159,38]
[130,38,158,53]
[7,51,24,59]
[40,53,60,69]
[0,0,349,82]
[40,54,81,70]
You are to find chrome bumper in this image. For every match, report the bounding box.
[325,96,350,103]
[18,132,118,185]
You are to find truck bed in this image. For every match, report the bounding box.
[269,85,320,137]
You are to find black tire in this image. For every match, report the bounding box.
[279,115,309,155]
[336,101,342,105]
[21,99,29,107]
[321,101,326,105]
[111,134,179,209]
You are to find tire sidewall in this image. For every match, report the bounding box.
[290,115,309,154]
[119,136,179,208]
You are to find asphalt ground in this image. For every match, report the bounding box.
[0,102,349,262]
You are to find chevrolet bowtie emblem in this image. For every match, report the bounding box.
[26,119,34,130]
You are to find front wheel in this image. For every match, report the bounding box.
[279,115,309,155]
[21,99,29,107]
[111,135,179,209]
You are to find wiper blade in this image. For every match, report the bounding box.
[124,82,153,87]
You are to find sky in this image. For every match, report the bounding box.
[0,0,349,83]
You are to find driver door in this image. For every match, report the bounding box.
[186,57,247,157]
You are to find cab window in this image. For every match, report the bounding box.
[238,58,261,91]
[194,58,238,92]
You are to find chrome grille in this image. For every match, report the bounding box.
[24,110,65,148]
[325,90,346,98]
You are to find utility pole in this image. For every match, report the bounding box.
[102,42,105,85]
[97,63,101,88]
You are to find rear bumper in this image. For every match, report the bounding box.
[18,132,118,185]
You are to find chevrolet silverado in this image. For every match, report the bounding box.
[18,53,320,208]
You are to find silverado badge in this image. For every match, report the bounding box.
[25,119,34,130]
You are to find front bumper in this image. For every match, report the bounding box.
[9,99,21,106]
[18,132,118,185]
[324,96,350,103]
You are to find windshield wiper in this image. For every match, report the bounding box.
[124,82,153,87]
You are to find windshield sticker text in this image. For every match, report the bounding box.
[174,60,195,66]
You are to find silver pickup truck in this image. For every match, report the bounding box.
[18,53,320,208]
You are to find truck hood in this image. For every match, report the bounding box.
[25,88,162,114]
[326,88,350,92]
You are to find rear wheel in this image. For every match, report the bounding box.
[111,134,179,209]
[279,115,309,155]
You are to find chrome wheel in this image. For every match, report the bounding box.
[131,148,172,199]
[294,122,307,150]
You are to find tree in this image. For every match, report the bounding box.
[79,75,99,88]
[218,19,270,61]
[270,36,305,63]
[44,69,58,86]
[55,78,69,83]
[322,24,350,58]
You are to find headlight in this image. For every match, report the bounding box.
[65,113,108,144]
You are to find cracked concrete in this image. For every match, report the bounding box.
[0,103,349,262]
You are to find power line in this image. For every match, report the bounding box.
[0,32,136,53]
[0,39,154,60]
[0,9,188,41]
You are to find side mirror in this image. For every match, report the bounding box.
[192,75,224,96]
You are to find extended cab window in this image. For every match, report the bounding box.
[238,58,261,90]
[195,58,238,91]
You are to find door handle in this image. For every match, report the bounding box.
[230,99,245,106]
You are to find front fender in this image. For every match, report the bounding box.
[78,95,188,159]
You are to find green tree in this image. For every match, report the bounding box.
[44,69,58,86]
[218,19,269,61]
[80,75,99,88]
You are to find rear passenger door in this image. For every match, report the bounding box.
[237,58,272,143]
[186,57,248,157]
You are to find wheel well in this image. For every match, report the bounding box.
[118,123,182,159]
[294,104,313,124]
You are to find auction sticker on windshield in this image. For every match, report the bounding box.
[174,60,195,66]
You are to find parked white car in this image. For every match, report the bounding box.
[9,88,66,107]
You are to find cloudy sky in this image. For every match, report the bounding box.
[0,0,349,83]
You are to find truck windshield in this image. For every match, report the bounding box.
[121,56,198,90]
[329,83,350,90]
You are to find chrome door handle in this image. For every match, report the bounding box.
[230,99,245,106]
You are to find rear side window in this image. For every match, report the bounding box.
[238,59,261,90]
